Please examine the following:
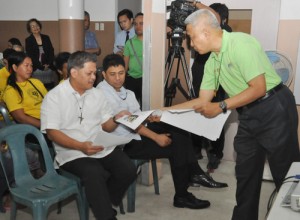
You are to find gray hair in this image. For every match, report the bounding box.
[185,9,221,29]
[67,51,97,74]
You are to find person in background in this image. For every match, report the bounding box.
[84,11,101,56]
[97,54,228,210]
[25,18,56,91]
[0,49,16,104]
[166,7,300,220]
[191,3,232,172]
[54,52,70,83]
[123,12,143,105]
[7,38,24,52]
[113,9,135,56]
[41,51,136,220]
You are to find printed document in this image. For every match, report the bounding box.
[160,109,231,141]
[93,131,132,151]
[116,110,154,130]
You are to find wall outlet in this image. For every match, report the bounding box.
[95,23,99,31]
[100,23,104,31]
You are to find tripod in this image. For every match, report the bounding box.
[164,29,196,107]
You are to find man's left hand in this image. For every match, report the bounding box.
[193,102,221,118]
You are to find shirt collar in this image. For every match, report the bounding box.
[65,78,92,97]
[102,80,127,99]
[211,29,229,60]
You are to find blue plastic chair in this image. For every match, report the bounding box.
[0,124,86,220]
[127,159,160,212]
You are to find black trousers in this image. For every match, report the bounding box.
[62,148,136,220]
[125,75,142,105]
[232,86,300,220]
[124,122,204,197]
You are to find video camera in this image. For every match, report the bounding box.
[167,0,197,31]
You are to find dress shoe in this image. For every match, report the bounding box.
[189,173,228,188]
[173,193,210,209]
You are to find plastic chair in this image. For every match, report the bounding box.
[0,103,14,213]
[0,103,14,126]
[127,159,160,212]
[0,124,86,220]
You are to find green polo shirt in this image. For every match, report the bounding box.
[201,30,281,97]
[124,35,143,79]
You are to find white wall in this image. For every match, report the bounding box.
[0,0,116,21]
[202,0,281,51]
[280,0,300,20]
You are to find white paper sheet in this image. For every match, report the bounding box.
[116,110,154,130]
[160,109,231,141]
[93,131,132,151]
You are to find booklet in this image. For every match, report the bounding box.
[160,109,231,141]
[116,110,154,130]
[93,131,132,151]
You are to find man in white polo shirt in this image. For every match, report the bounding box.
[41,51,136,220]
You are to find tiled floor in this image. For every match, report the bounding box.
[0,158,275,220]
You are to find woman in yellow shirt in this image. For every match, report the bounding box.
[3,51,47,127]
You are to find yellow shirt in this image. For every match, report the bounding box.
[0,67,10,102]
[3,78,48,119]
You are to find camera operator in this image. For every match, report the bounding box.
[191,3,232,172]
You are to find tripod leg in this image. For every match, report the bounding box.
[179,49,196,99]
[164,49,177,90]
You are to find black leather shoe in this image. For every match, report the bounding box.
[189,174,228,188]
[173,193,210,209]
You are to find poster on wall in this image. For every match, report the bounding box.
[294,40,300,105]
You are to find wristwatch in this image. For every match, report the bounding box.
[219,101,227,113]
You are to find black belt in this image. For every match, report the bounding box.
[237,83,284,113]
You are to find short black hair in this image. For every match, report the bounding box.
[84,11,90,18]
[54,52,71,71]
[118,9,134,20]
[135,12,143,18]
[209,3,229,22]
[8,38,22,46]
[102,54,125,72]
[3,48,16,60]
[26,18,42,33]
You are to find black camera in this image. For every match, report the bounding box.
[167,0,197,31]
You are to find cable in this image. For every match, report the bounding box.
[265,175,300,218]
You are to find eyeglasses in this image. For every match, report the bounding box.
[30,24,40,28]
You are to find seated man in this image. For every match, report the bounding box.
[41,51,136,220]
[97,54,228,210]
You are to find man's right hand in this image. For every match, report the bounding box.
[155,133,172,147]
[81,141,104,155]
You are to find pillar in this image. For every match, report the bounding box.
[58,0,84,52]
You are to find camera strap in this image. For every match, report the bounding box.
[129,39,143,70]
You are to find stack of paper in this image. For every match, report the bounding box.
[160,109,231,141]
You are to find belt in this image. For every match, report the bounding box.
[237,83,284,113]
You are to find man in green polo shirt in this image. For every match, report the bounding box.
[123,12,143,105]
[167,7,299,220]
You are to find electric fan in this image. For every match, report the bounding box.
[266,51,293,86]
